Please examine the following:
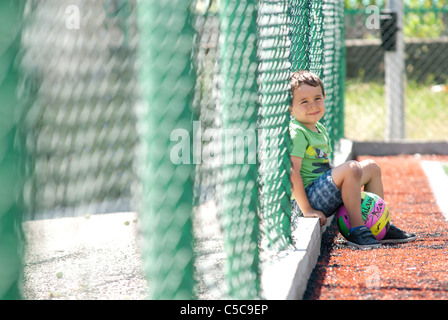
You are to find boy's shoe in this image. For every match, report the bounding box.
[346,226,382,250]
[380,224,416,244]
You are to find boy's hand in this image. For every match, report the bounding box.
[303,209,327,226]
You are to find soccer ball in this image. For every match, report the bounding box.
[336,191,391,241]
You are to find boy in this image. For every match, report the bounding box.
[289,70,416,249]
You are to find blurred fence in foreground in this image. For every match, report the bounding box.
[2,0,345,300]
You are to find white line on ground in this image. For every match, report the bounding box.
[420,161,448,221]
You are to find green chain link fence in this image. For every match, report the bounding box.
[2,0,345,300]
[258,0,293,253]
[0,0,26,300]
[19,0,140,299]
[218,0,261,299]
[137,0,196,300]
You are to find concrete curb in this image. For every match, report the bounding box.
[261,216,333,300]
[352,140,448,157]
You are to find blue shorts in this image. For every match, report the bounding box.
[291,169,343,218]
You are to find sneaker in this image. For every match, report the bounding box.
[380,224,416,244]
[347,226,382,250]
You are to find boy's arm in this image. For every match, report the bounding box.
[290,156,327,226]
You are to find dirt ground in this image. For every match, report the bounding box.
[304,155,448,300]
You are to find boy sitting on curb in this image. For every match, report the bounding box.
[289,70,416,249]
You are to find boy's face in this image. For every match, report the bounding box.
[290,84,325,131]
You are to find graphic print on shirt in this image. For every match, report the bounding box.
[306,146,330,174]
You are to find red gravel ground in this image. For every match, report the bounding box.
[304,155,448,300]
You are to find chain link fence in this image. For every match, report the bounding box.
[345,0,448,142]
[2,0,345,300]
[0,0,27,300]
[20,0,138,218]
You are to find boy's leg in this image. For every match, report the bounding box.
[359,159,384,198]
[330,162,381,249]
[358,159,416,244]
[331,161,364,228]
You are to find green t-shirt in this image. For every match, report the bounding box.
[289,119,332,194]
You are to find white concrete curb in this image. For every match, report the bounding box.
[261,216,333,300]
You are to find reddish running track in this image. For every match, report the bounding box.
[304,155,448,300]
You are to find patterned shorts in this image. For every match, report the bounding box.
[291,169,343,218]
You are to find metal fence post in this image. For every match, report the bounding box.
[385,0,406,140]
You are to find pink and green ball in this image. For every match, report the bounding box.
[336,192,391,241]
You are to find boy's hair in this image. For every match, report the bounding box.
[290,70,326,103]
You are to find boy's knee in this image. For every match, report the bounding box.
[364,159,382,176]
[346,160,363,179]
